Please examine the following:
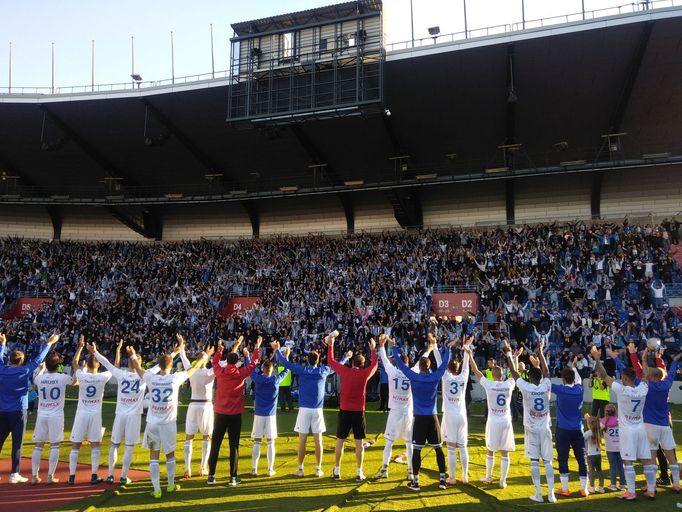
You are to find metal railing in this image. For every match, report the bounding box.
[2,1,681,97]
[386,0,682,52]
[0,70,231,96]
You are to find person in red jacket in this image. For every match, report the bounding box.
[206,335,260,487]
[327,331,378,482]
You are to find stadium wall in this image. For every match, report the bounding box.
[60,207,147,241]
[0,206,53,239]
[422,181,507,227]
[353,191,402,231]
[259,196,348,236]
[162,203,252,241]
[1,167,680,241]
[601,165,682,219]
[515,174,592,222]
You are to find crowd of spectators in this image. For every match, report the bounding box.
[0,218,680,377]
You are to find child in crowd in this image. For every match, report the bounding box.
[600,404,625,490]
[584,414,605,493]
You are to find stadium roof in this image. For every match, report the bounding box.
[230,0,382,37]
[0,6,681,208]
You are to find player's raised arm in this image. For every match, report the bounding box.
[176,334,192,370]
[626,342,644,378]
[377,334,394,371]
[467,347,484,380]
[114,338,124,368]
[326,331,343,372]
[186,346,213,379]
[503,339,520,380]
[238,337,260,377]
[72,335,85,373]
[536,339,550,378]
[590,346,613,387]
[640,348,652,382]
[126,347,145,378]
[91,342,119,375]
[27,333,59,372]
[428,333,442,366]
[391,346,418,380]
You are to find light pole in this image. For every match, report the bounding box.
[171,31,175,84]
[463,0,468,38]
[91,40,95,91]
[410,0,414,48]
[51,42,55,94]
[210,24,215,78]
[131,36,135,87]
[8,42,11,93]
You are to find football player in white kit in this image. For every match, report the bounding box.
[469,345,516,488]
[67,337,113,485]
[91,340,166,485]
[504,339,556,503]
[437,335,473,485]
[177,334,215,479]
[129,342,212,499]
[591,346,655,501]
[31,351,75,484]
[375,334,435,481]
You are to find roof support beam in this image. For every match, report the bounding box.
[37,105,125,179]
[505,180,515,225]
[140,99,232,182]
[503,43,518,169]
[46,205,62,240]
[338,193,355,233]
[380,114,420,228]
[106,207,156,239]
[142,206,163,241]
[591,172,603,220]
[289,124,344,186]
[385,187,422,228]
[241,200,260,238]
[607,22,653,134]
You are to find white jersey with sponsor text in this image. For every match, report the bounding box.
[516,377,552,432]
[378,346,413,413]
[74,369,112,413]
[93,351,157,416]
[34,373,74,417]
[611,381,648,428]
[441,356,469,417]
[143,371,190,425]
[480,377,515,421]
[111,367,152,416]
[189,368,215,401]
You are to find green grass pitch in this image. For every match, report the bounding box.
[4,388,682,512]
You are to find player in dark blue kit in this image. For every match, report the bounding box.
[551,357,589,497]
[250,344,290,476]
[392,341,453,491]
[0,332,59,483]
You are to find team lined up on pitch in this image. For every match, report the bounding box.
[0,329,679,503]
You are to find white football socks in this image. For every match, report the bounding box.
[266,441,275,472]
[32,446,43,477]
[150,459,160,493]
[121,445,134,479]
[252,441,262,471]
[108,444,119,476]
[69,449,79,475]
[184,440,193,473]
